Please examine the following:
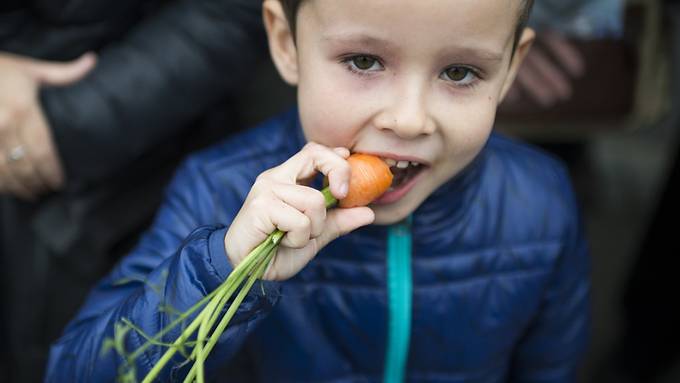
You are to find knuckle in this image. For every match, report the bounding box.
[286,218,311,248]
[286,217,311,246]
[303,142,324,156]
[255,170,273,183]
[299,186,325,209]
[287,237,307,249]
[294,214,311,232]
[338,160,351,173]
[303,141,320,151]
[248,182,266,197]
[248,195,270,211]
[310,190,326,210]
[257,177,281,193]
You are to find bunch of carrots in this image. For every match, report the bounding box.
[110,153,393,382]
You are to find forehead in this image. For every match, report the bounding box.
[298,0,520,56]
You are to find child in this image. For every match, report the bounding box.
[46,0,590,381]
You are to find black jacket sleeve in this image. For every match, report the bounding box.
[38,0,266,183]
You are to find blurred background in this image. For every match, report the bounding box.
[497,1,680,382]
[1,0,678,381]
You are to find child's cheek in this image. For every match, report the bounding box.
[441,100,496,157]
[300,91,364,148]
[300,108,353,148]
[307,124,350,147]
[467,107,496,152]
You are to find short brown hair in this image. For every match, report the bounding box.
[279,0,534,53]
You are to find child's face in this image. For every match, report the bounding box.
[265,0,533,225]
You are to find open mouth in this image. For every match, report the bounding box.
[372,158,428,205]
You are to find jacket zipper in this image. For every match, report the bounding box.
[383,217,413,383]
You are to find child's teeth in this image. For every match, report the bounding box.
[396,160,409,169]
[385,158,397,166]
[411,162,419,167]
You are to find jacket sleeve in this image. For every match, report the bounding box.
[509,168,591,383]
[38,0,266,183]
[44,159,279,382]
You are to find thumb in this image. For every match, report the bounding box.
[316,207,375,250]
[26,52,97,86]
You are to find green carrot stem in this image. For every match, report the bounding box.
[141,186,337,382]
[183,246,276,382]
[192,239,277,382]
[195,283,230,383]
[130,238,267,363]
[180,269,254,382]
[321,186,338,208]
[127,284,219,362]
[141,236,272,383]
[192,231,284,372]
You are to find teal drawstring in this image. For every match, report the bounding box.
[383,216,413,383]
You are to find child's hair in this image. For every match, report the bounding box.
[278,0,534,54]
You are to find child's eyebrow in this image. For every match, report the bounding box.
[438,46,504,62]
[321,33,398,51]
[321,32,504,63]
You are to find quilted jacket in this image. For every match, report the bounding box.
[45,109,590,382]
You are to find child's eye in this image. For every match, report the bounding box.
[344,55,383,73]
[440,66,479,87]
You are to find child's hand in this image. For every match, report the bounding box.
[224,143,376,281]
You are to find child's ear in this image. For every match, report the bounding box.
[498,28,535,102]
[263,0,299,85]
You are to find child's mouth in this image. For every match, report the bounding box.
[372,159,427,205]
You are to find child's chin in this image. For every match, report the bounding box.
[370,177,433,225]
[370,199,418,225]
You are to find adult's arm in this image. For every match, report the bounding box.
[39,0,266,183]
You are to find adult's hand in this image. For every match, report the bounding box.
[0,52,96,200]
[506,31,585,108]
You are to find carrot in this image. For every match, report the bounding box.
[339,153,393,208]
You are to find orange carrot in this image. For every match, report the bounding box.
[339,153,393,208]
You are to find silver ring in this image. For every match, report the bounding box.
[7,145,26,163]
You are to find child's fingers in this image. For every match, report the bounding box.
[230,144,359,277]
[263,240,318,281]
[271,183,327,238]
[258,198,312,249]
[332,147,350,158]
[270,142,351,200]
[263,206,374,281]
[314,206,375,251]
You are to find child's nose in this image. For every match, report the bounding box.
[374,85,436,139]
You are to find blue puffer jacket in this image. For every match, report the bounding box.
[45,109,590,382]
